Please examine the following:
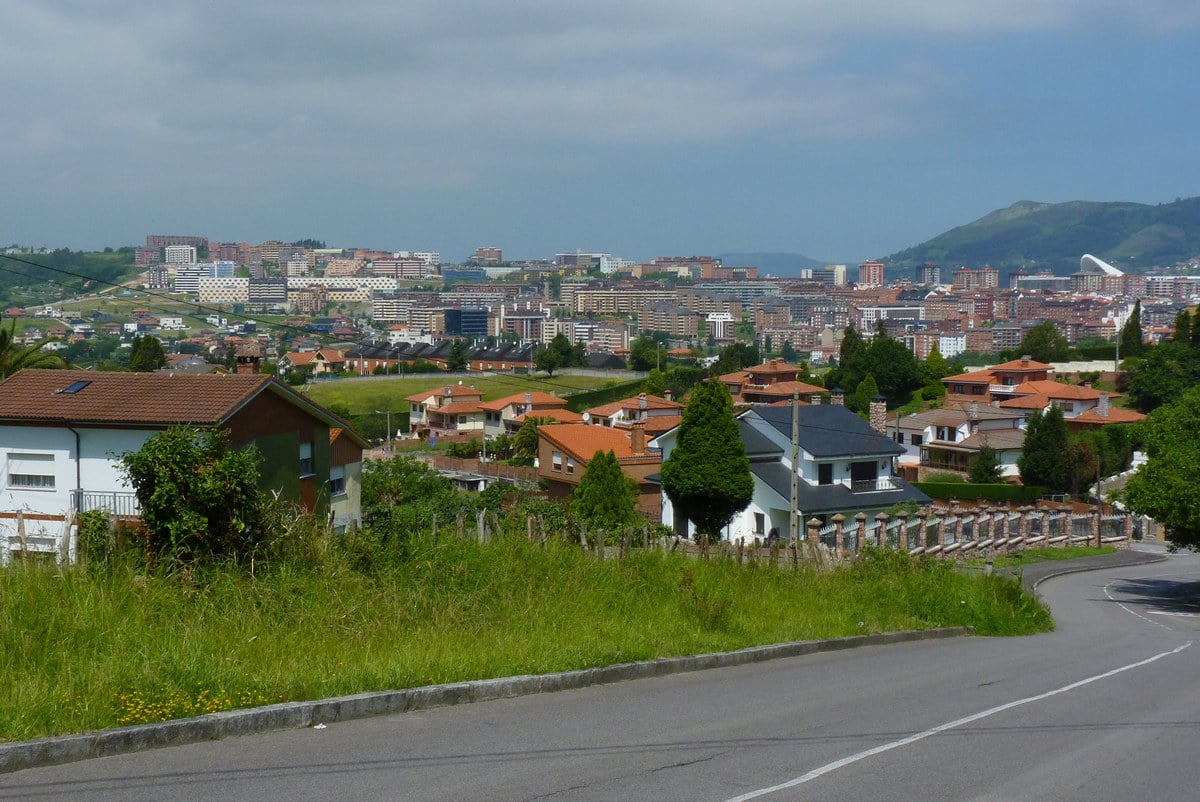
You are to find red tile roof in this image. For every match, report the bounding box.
[540,423,658,461]
[405,385,485,403]
[478,391,568,412]
[514,409,584,424]
[0,370,359,440]
[587,394,684,417]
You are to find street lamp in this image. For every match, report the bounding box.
[375,409,393,452]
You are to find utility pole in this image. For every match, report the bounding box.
[790,387,800,542]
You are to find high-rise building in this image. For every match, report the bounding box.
[473,247,503,265]
[858,261,885,286]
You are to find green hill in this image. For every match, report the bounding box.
[887,197,1200,275]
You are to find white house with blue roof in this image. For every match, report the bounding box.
[651,404,929,542]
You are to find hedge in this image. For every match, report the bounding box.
[913,482,1047,504]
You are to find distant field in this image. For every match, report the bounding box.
[302,372,621,413]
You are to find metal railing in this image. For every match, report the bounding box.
[71,490,140,517]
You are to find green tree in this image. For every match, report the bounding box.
[572,450,638,534]
[119,427,264,561]
[1172,308,1192,344]
[713,342,760,375]
[447,339,469,372]
[862,337,921,407]
[0,319,67,377]
[780,341,798,363]
[129,334,167,372]
[514,415,548,459]
[1125,341,1200,412]
[1120,386,1200,548]
[1016,322,1070,363]
[1119,300,1144,358]
[643,367,667,397]
[534,346,562,376]
[628,336,665,371]
[852,373,880,414]
[968,444,1004,483]
[1017,406,1069,493]
[660,381,753,542]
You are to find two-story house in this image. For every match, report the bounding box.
[406,384,485,437]
[537,423,662,519]
[479,391,570,438]
[651,404,928,542]
[0,369,368,563]
[717,359,826,405]
[892,403,1027,480]
[940,356,1054,404]
[997,385,1145,430]
[585,393,684,436]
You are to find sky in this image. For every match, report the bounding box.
[3,1,1200,265]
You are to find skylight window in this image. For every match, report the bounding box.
[58,380,91,395]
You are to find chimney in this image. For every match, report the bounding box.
[969,402,979,421]
[830,387,845,406]
[664,388,672,402]
[525,391,532,404]
[630,422,646,455]
[869,395,888,434]
[444,385,452,398]
[1020,354,1030,366]
[638,393,648,410]
[1098,392,1111,418]
[810,394,821,405]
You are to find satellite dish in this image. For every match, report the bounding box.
[582,412,591,423]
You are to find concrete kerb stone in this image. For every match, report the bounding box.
[0,626,971,774]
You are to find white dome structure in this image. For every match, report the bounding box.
[1079,254,1124,276]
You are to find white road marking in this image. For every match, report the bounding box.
[1145,610,1200,618]
[721,641,1192,802]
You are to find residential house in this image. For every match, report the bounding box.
[585,393,684,436]
[892,403,1027,480]
[940,356,1054,404]
[0,369,369,563]
[651,403,928,542]
[279,348,346,377]
[997,384,1146,430]
[406,384,485,437]
[479,391,570,437]
[537,422,662,519]
[718,359,825,405]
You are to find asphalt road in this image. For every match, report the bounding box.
[6,546,1200,801]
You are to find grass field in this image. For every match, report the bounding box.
[0,540,1051,741]
[302,372,622,414]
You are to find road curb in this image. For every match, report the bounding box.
[1021,549,1168,593]
[0,626,970,774]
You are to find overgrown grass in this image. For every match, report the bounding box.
[0,541,1051,742]
[303,373,615,413]
[982,545,1116,569]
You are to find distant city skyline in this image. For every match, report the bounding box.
[3,1,1198,264]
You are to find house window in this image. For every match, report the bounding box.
[911,434,923,446]
[328,465,346,496]
[818,463,833,485]
[894,432,905,444]
[552,451,563,471]
[458,415,468,425]
[754,513,765,535]
[299,442,314,477]
[6,452,55,490]
[566,457,575,474]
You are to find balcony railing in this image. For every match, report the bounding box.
[72,490,141,518]
[848,476,902,493]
